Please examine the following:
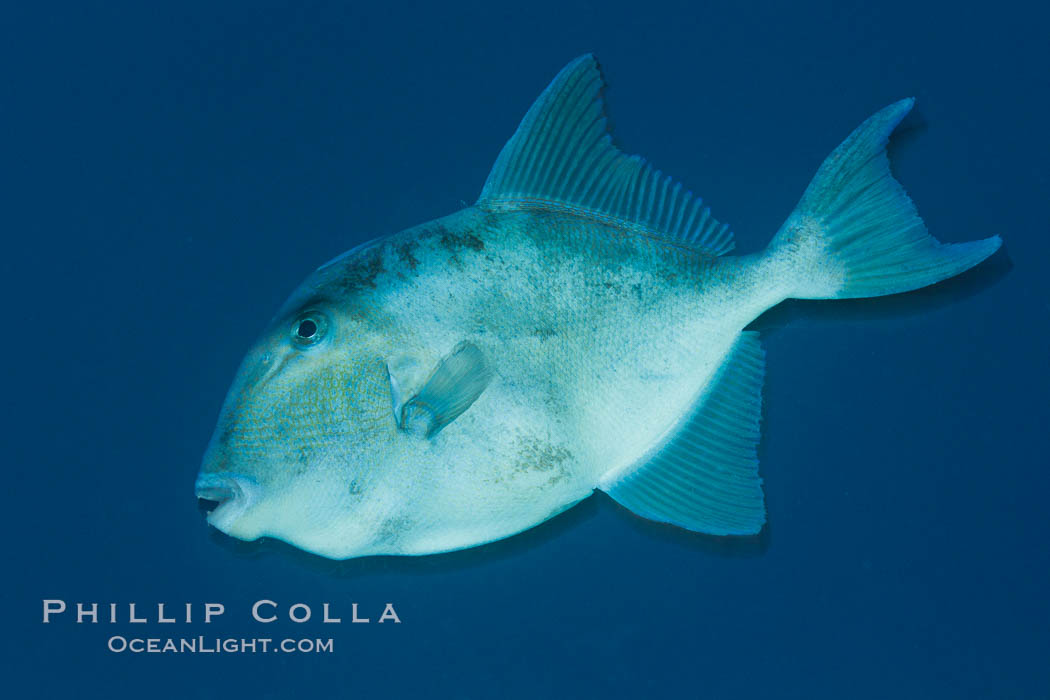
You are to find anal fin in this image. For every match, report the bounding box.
[600,332,767,535]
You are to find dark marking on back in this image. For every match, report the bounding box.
[340,247,385,291]
[439,230,485,252]
[481,209,500,231]
[396,241,419,271]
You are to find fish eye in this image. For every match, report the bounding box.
[290,312,328,347]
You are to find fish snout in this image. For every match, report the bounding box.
[194,473,261,538]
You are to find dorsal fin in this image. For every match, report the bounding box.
[478,54,734,257]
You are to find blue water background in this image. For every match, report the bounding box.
[4,1,1048,697]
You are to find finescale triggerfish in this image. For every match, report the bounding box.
[195,55,1000,560]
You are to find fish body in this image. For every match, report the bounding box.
[196,56,1000,559]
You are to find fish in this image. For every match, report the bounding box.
[194,55,1001,560]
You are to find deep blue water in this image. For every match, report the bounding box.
[4,1,1048,698]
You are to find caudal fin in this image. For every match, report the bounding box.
[771,99,1001,299]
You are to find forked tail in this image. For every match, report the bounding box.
[770,98,1000,299]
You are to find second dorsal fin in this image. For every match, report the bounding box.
[478,54,734,257]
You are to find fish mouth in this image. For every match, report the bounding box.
[194,473,257,534]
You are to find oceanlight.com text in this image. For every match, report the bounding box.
[106,636,334,654]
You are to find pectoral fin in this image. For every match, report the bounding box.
[387,354,427,427]
[390,342,493,438]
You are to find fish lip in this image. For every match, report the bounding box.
[194,473,257,534]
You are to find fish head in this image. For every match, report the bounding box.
[196,245,402,558]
